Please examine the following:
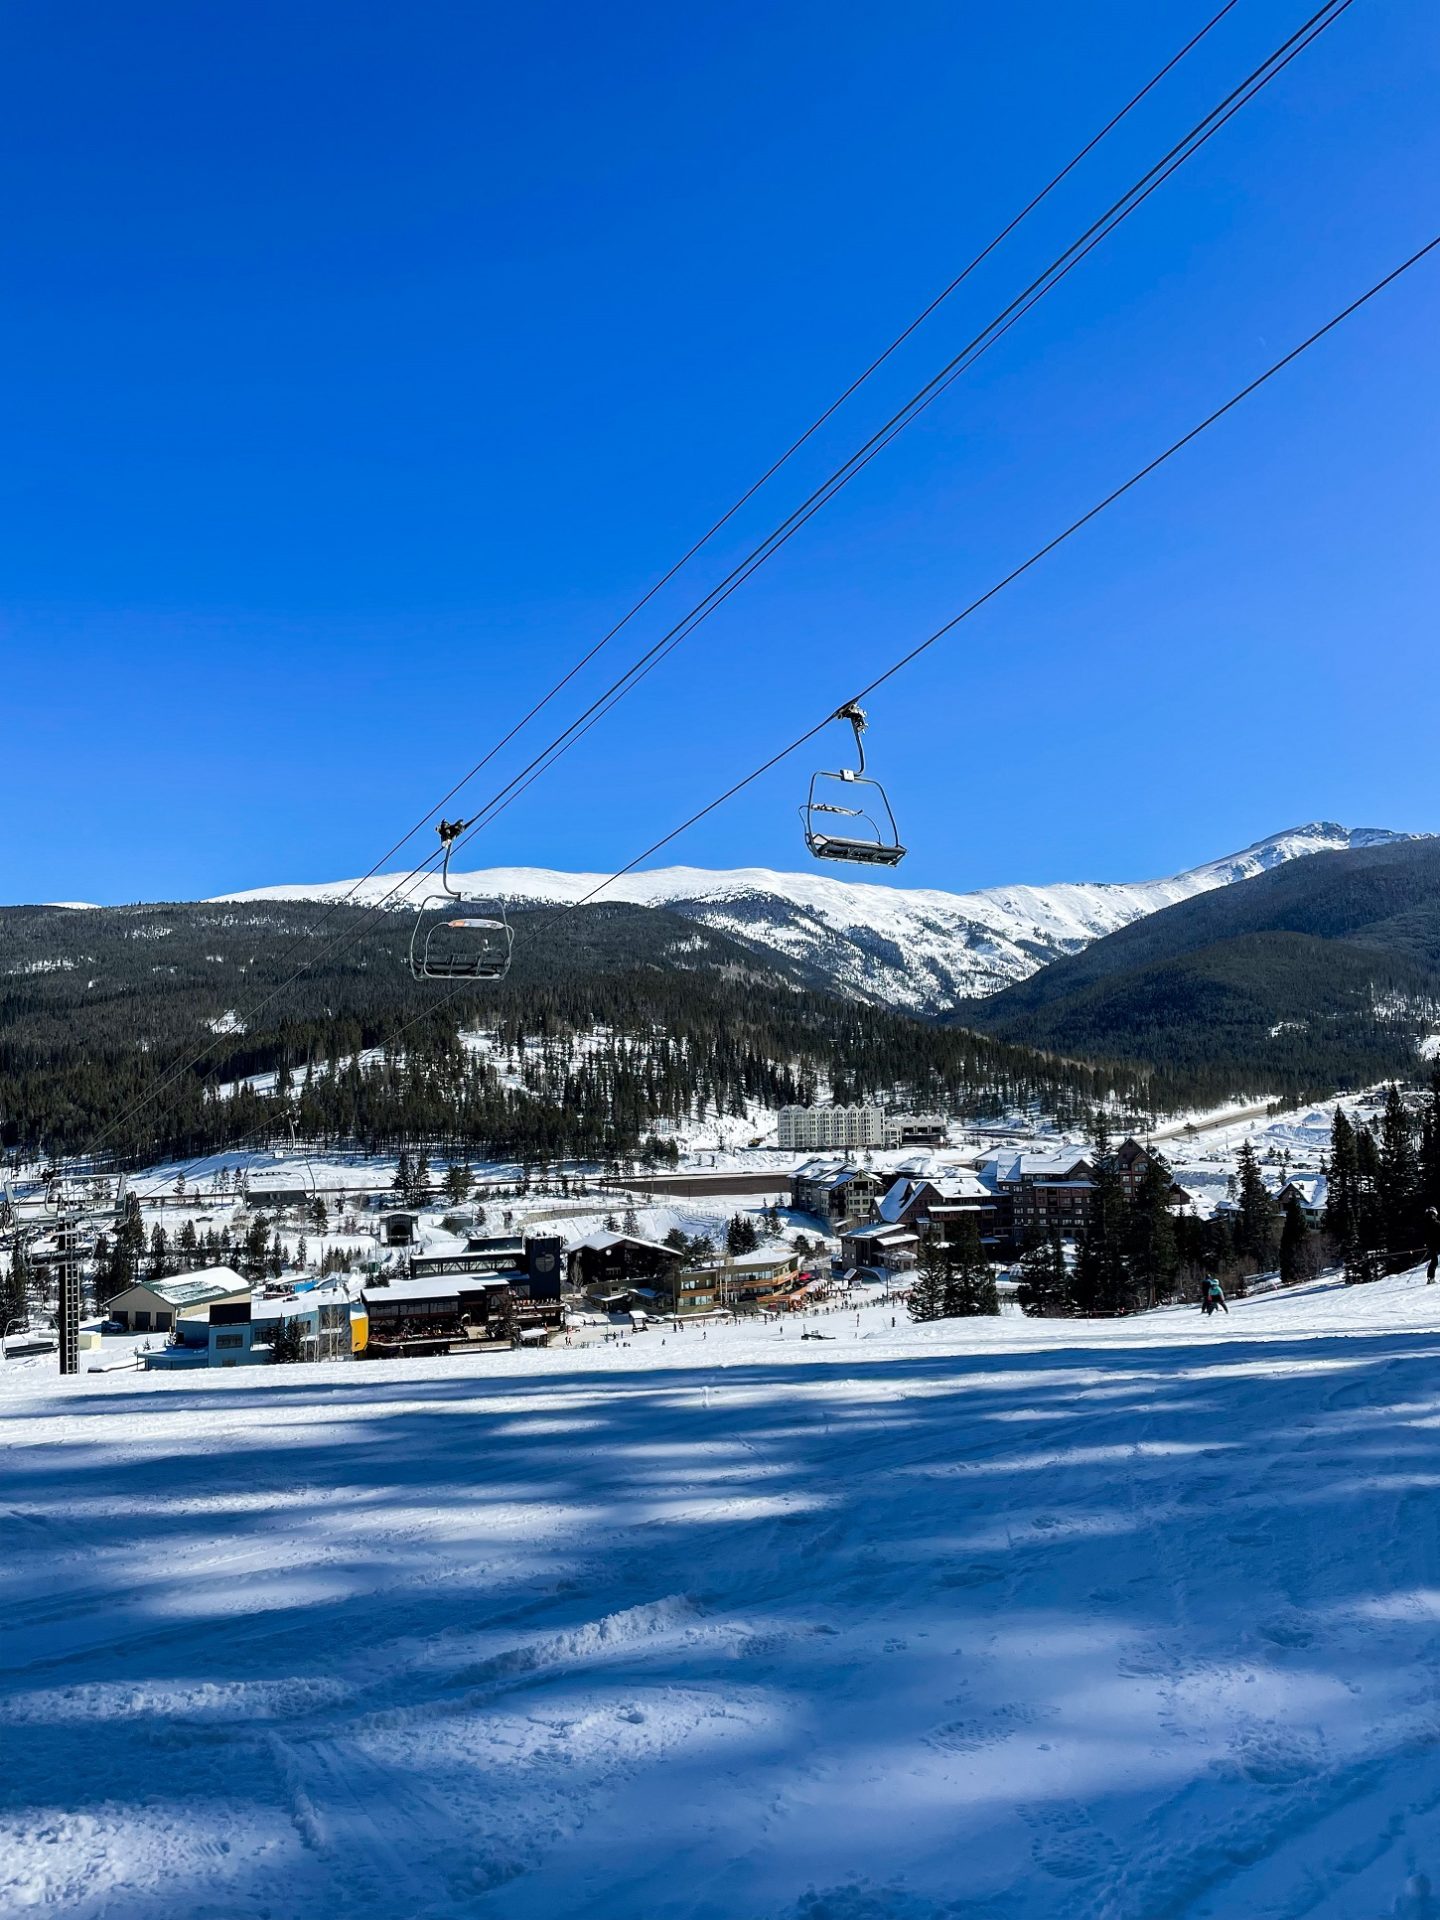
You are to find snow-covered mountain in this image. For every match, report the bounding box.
[212,823,1423,1015]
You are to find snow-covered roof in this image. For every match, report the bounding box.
[571,1231,678,1258]
[992,1151,1093,1185]
[363,1274,509,1304]
[843,1222,918,1244]
[1277,1174,1328,1209]
[114,1267,250,1309]
[690,1249,800,1272]
[877,1172,990,1221]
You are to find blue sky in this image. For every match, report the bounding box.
[2,0,1436,905]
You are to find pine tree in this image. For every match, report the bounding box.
[444,1162,473,1207]
[1016,1230,1069,1317]
[725,1213,759,1255]
[908,1233,949,1323]
[393,1151,414,1199]
[1420,1072,1440,1216]
[1234,1141,1277,1276]
[1377,1083,1421,1260]
[269,1316,305,1363]
[1351,1127,1386,1283]
[941,1220,999,1317]
[1127,1155,1180,1308]
[1278,1195,1310,1285]
[0,1248,27,1327]
[105,1194,146,1301]
[1324,1109,1361,1262]
[1074,1116,1133,1314]
[149,1223,171,1281]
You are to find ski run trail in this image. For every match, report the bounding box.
[8,1272,1440,1920]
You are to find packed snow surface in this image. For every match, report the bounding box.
[209,823,1422,1011]
[7,1270,1440,1917]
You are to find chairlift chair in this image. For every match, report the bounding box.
[800,703,906,867]
[408,820,515,983]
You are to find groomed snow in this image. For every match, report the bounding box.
[6,1271,1440,1917]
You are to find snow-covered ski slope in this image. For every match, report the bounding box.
[7,1270,1440,1918]
[212,823,1420,1011]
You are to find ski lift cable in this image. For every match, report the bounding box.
[432,0,1358,855]
[424,0,1359,862]
[257,0,1247,897]
[23,196,1406,1246]
[20,0,1360,1209]
[45,0,1302,1184]
[15,182,1414,1270]
[275,226,1440,1083]
[562,233,1440,906]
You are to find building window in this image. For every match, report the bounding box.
[214,1334,244,1350]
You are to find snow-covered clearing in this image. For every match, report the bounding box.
[7,1272,1440,1916]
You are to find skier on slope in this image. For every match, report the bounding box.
[1200,1275,1228,1316]
[1424,1207,1440,1284]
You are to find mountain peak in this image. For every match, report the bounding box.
[209,823,1426,1016]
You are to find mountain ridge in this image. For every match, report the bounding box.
[209,822,1424,1015]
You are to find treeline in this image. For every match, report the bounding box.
[1322,1082,1440,1284]
[1014,1081,1440,1320]
[0,901,1140,1166]
[1014,1116,1205,1318]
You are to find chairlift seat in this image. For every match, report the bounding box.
[805,831,908,867]
[801,770,905,869]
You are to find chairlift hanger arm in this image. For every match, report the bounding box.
[835,703,868,776]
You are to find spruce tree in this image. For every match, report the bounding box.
[1074,1116,1133,1314]
[725,1213,759,1255]
[1377,1083,1421,1259]
[1234,1141,1277,1275]
[1420,1072,1440,1216]
[0,1248,27,1327]
[941,1220,999,1317]
[1352,1127,1385,1282]
[1127,1155,1180,1308]
[1324,1110,1361,1261]
[1278,1194,1310,1285]
[1016,1230,1069,1317]
[908,1233,949,1322]
[106,1194,146,1301]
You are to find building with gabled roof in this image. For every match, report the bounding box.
[104,1266,251,1334]
[1274,1174,1328,1226]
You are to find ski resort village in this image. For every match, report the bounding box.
[6,4,1440,1916]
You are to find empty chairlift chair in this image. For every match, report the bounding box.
[800,703,906,868]
[408,820,515,983]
